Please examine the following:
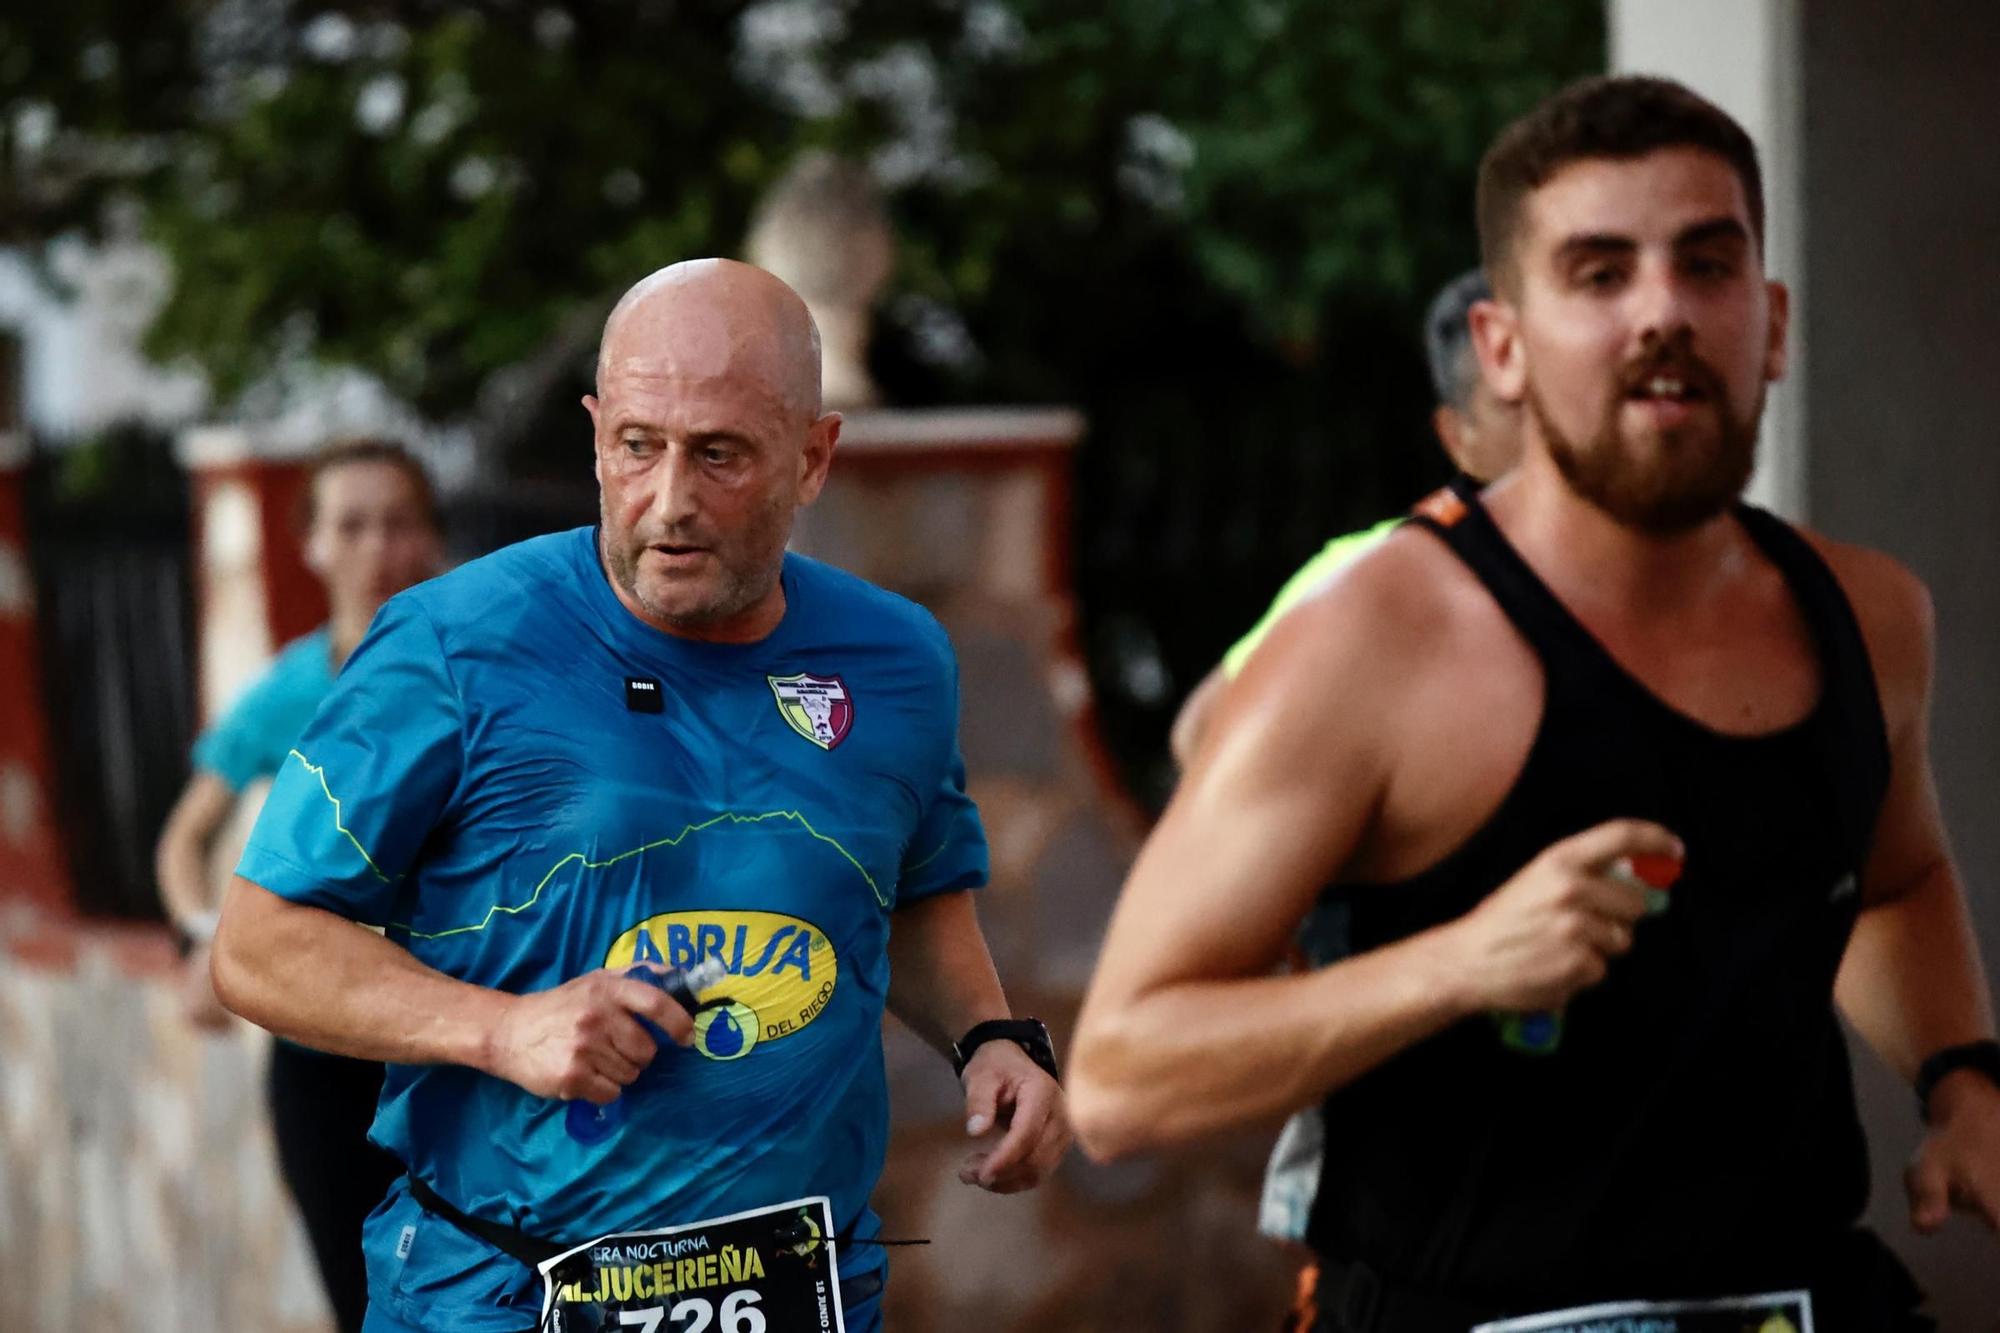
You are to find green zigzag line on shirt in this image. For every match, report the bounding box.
[394,809,891,941]
[287,750,891,937]
[287,749,394,884]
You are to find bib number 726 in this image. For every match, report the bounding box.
[619,1289,766,1333]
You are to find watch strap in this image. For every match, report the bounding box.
[1915,1038,2000,1123]
[952,1018,1059,1083]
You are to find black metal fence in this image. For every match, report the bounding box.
[1070,305,1447,812]
[23,430,197,920]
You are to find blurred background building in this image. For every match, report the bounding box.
[1,1,1996,1328]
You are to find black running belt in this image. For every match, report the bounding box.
[404,1174,931,1270]
[407,1175,566,1270]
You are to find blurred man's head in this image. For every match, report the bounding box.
[301,438,443,623]
[1469,75,1785,535]
[1424,269,1522,484]
[585,258,839,642]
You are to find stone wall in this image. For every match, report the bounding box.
[0,923,332,1331]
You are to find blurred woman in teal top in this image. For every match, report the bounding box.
[154,438,443,1332]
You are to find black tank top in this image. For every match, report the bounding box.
[1304,480,1891,1310]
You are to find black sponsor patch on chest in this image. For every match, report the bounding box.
[624,676,664,713]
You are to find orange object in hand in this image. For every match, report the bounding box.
[1500,851,1685,1055]
[1614,852,1683,916]
[1624,854,1684,889]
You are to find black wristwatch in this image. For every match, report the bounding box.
[951,1018,1059,1083]
[1914,1039,2000,1123]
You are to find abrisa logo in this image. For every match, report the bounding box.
[604,910,839,1061]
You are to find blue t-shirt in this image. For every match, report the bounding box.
[237,527,987,1330]
[192,627,336,792]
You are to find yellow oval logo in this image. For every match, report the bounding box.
[604,910,838,1062]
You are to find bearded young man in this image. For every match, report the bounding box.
[212,260,1069,1333]
[1071,76,1999,1332]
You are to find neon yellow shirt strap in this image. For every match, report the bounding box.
[1220,518,1403,679]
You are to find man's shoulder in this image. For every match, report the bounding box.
[1797,527,1933,631]
[1224,520,1503,747]
[405,528,591,636]
[1270,519,1406,618]
[1319,516,1407,563]
[1255,520,1492,670]
[1795,525,1934,727]
[786,552,952,663]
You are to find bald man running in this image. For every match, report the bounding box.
[214,260,1070,1333]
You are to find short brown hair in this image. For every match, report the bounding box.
[1476,75,1764,295]
[301,437,442,533]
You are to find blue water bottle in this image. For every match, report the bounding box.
[565,955,726,1144]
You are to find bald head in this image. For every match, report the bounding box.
[586,258,842,644]
[596,259,823,421]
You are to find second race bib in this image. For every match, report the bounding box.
[1473,1289,1812,1333]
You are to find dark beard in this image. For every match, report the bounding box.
[1533,343,1762,536]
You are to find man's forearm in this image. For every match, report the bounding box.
[1837,865,1996,1080]
[212,876,510,1070]
[1071,925,1473,1160]
[886,890,1011,1057]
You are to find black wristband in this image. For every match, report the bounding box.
[951,1018,1059,1083]
[1914,1038,2000,1123]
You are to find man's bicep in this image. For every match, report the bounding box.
[1857,717,1953,909]
[1855,563,1946,908]
[1097,666,1381,1003]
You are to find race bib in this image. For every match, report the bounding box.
[537,1196,845,1333]
[1473,1289,1813,1333]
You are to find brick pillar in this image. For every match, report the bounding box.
[0,427,73,910]
[177,428,327,725]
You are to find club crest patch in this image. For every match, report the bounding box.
[767,672,854,750]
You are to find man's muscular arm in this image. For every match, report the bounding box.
[1070,543,1673,1161]
[1818,539,2000,1232]
[1168,664,1227,771]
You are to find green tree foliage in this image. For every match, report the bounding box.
[5,1,1599,424]
[0,2,200,246]
[4,1,1601,803]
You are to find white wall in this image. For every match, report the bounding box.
[1610,0,1806,520]
[0,243,209,440]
